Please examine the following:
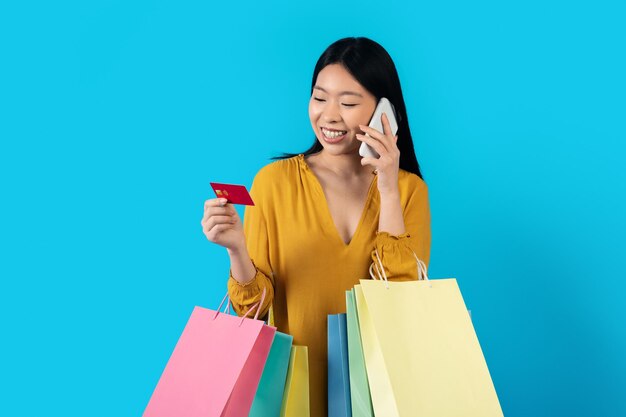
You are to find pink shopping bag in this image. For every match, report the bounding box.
[144,289,276,417]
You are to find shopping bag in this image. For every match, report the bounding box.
[355,253,503,417]
[144,289,275,417]
[328,314,351,417]
[280,345,310,417]
[249,331,294,417]
[345,290,374,417]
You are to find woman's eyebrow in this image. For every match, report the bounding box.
[313,86,363,98]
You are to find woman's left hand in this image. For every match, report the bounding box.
[356,112,400,196]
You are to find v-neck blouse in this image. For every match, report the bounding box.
[227,153,431,417]
[300,153,379,248]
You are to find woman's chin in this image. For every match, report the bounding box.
[318,140,361,156]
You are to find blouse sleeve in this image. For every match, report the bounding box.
[227,170,275,319]
[369,176,431,281]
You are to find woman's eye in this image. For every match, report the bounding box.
[312,97,357,107]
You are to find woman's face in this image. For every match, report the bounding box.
[308,64,377,156]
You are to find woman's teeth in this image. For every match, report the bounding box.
[322,128,347,138]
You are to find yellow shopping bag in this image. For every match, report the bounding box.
[355,252,503,417]
[280,345,310,417]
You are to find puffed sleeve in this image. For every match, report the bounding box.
[369,174,431,281]
[227,169,275,320]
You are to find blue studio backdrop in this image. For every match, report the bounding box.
[1,1,624,416]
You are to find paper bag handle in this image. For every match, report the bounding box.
[369,246,430,288]
[211,287,267,326]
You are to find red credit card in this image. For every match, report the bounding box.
[210,182,255,206]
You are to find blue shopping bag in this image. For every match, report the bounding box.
[328,314,351,417]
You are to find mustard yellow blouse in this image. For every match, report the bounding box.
[227,153,431,417]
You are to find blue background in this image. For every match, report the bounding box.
[1,1,624,416]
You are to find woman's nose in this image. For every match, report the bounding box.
[322,101,341,122]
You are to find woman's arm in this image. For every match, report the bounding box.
[357,114,408,237]
[226,167,276,319]
[227,244,256,285]
[369,175,432,281]
[378,190,406,235]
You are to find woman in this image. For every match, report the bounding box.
[201,36,431,417]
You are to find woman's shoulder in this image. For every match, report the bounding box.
[251,154,302,189]
[398,168,428,194]
[397,169,429,210]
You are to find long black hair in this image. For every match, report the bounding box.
[272,37,423,179]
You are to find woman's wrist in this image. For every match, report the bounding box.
[379,189,400,202]
[226,238,247,256]
[227,243,256,285]
[378,189,406,235]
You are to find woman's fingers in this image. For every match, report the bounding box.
[359,112,397,152]
[202,199,237,223]
[356,132,386,156]
[360,156,379,170]
[201,198,245,248]
[358,123,391,153]
[205,198,227,209]
[202,198,239,228]
[205,223,235,240]
[202,206,229,222]
[202,215,236,231]
[203,198,224,220]
[381,112,393,137]
[381,113,400,146]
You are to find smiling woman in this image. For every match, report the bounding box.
[201,36,431,417]
[277,37,422,180]
[309,65,376,147]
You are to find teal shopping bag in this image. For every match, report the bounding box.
[328,314,351,417]
[346,290,374,417]
[249,331,294,417]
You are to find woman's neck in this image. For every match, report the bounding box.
[311,150,374,179]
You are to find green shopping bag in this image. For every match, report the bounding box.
[249,331,293,417]
[345,290,374,417]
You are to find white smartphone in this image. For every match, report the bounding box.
[359,97,399,159]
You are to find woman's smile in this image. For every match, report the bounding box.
[321,127,348,143]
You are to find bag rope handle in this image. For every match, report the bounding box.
[211,287,267,326]
[369,246,430,288]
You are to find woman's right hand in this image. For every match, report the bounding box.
[201,198,245,250]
